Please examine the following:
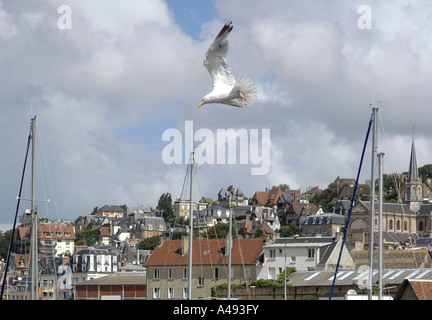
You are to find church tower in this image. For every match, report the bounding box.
[405,137,423,203]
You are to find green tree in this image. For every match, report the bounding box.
[279,224,297,237]
[158,193,174,223]
[419,164,432,182]
[272,184,290,191]
[276,267,296,283]
[75,229,99,246]
[0,229,16,259]
[200,197,217,205]
[138,235,162,250]
[205,223,236,239]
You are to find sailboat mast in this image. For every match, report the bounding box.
[368,107,378,300]
[378,152,384,300]
[227,195,232,299]
[30,116,38,300]
[187,152,194,300]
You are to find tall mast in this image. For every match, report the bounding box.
[187,151,194,300]
[368,107,377,300]
[378,152,384,300]
[227,195,232,299]
[30,116,38,300]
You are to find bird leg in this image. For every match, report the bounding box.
[240,92,248,107]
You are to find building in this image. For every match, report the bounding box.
[217,185,249,206]
[238,220,274,239]
[96,205,125,218]
[74,272,146,300]
[197,204,230,227]
[250,187,284,211]
[130,216,167,239]
[248,206,280,231]
[346,200,418,247]
[302,213,345,237]
[394,279,432,300]
[258,237,354,280]
[287,202,322,226]
[39,257,73,300]
[173,199,208,219]
[71,248,119,284]
[16,223,76,257]
[145,237,265,300]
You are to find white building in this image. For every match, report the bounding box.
[257,237,354,280]
[71,248,119,284]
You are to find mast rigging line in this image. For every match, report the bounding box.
[329,114,373,300]
[0,117,34,300]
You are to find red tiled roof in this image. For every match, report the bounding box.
[19,223,76,241]
[409,280,432,300]
[251,187,283,207]
[145,238,265,267]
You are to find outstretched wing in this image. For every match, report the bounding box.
[203,21,236,88]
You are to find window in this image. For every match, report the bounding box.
[153,288,160,299]
[183,268,188,279]
[389,220,393,230]
[419,221,424,231]
[308,249,315,258]
[268,267,276,280]
[404,221,408,231]
[213,268,219,279]
[269,249,276,258]
[198,277,204,287]
[168,268,174,279]
[168,287,174,299]
[396,220,401,230]
[244,268,251,280]
[153,268,160,279]
[182,287,188,299]
[291,256,296,262]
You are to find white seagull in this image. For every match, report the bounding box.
[197,21,257,108]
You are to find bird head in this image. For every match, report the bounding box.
[197,97,208,108]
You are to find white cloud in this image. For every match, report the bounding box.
[1,0,432,225]
[0,3,19,40]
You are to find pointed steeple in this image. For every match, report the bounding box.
[405,129,422,205]
[408,138,418,179]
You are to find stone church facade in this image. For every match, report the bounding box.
[347,138,432,249]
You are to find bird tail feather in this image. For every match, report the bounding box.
[235,76,257,106]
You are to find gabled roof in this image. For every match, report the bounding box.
[358,201,416,215]
[395,279,432,300]
[145,238,265,267]
[251,187,283,207]
[288,202,320,217]
[18,223,76,241]
[238,220,274,236]
[98,205,125,213]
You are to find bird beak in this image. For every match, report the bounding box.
[197,103,203,108]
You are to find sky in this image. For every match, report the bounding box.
[1,0,432,231]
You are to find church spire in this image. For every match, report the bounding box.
[405,127,422,205]
[408,138,418,179]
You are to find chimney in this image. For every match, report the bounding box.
[181,235,189,255]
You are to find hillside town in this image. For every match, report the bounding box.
[1,139,432,301]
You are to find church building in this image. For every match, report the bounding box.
[346,137,432,249]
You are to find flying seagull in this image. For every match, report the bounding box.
[197,21,257,108]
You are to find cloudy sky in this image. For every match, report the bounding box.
[1,0,432,230]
